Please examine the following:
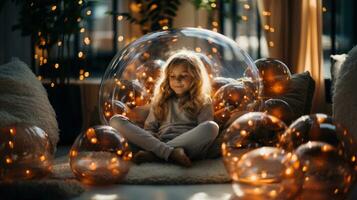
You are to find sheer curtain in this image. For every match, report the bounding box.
[257,0,326,113]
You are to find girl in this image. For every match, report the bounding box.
[110,51,219,167]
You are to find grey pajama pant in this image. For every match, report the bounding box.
[109,116,219,160]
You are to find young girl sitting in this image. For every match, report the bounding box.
[110,51,219,167]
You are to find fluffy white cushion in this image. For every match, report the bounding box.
[333,46,357,139]
[0,59,59,153]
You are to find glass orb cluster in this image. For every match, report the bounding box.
[223,112,357,199]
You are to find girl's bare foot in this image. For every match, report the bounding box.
[132,150,160,164]
[169,148,192,167]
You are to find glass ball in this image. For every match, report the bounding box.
[99,28,262,124]
[263,98,294,125]
[295,141,354,199]
[246,58,291,97]
[213,83,256,126]
[222,112,287,176]
[70,125,132,185]
[280,113,357,171]
[0,124,53,181]
[232,147,303,199]
[211,77,237,97]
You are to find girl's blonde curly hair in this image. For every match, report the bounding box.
[151,50,211,121]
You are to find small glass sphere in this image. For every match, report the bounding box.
[222,112,287,176]
[99,28,262,124]
[247,58,291,97]
[70,126,132,185]
[136,59,164,95]
[280,113,357,171]
[0,124,53,181]
[213,83,256,125]
[262,98,294,125]
[103,100,130,122]
[232,147,302,199]
[295,141,354,199]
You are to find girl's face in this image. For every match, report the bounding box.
[168,64,193,97]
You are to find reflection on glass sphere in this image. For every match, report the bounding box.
[70,126,132,185]
[295,141,354,199]
[213,83,256,126]
[246,58,291,97]
[263,98,294,125]
[280,113,357,171]
[0,124,53,181]
[222,112,287,177]
[232,147,302,199]
[103,100,129,122]
[136,60,164,95]
[211,77,237,97]
[99,28,262,124]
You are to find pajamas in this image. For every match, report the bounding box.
[109,97,219,160]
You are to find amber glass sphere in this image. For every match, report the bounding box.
[232,147,303,199]
[263,98,294,125]
[222,112,287,176]
[249,58,291,97]
[213,83,256,125]
[280,113,357,171]
[295,142,354,199]
[0,124,53,181]
[136,60,164,95]
[70,126,132,185]
[211,77,237,97]
[103,100,130,122]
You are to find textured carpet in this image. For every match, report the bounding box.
[52,156,231,185]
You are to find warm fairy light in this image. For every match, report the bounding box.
[86,10,92,16]
[268,41,274,47]
[57,41,62,46]
[90,137,98,144]
[195,47,202,52]
[34,54,38,59]
[70,150,78,157]
[322,7,327,12]
[264,24,270,30]
[162,26,169,30]
[8,141,14,149]
[38,32,42,36]
[84,37,91,45]
[212,28,218,32]
[118,36,124,42]
[89,162,97,170]
[6,157,12,164]
[244,4,250,10]
[78,0,83,5]
[51,5,57,11]
[50,82,55,87]
[26,169,31,175]
[117,150,123,155]
[77,17,81,22]
[78,51,84,58]
[40,155,46,161]
[80,28,85,33]
[211,3,216,8]
[79,75,84,80]
[54,63,60,69]
[37,76,43,81]
[84,72,90,77]
[242,16,248,21]
[262,11,271,16]
[269,27,275,33]
[212,47,218,53]
[212,21,218,27]
[43,58,48,64]
[117,15,123,21]
[9,128,15,135]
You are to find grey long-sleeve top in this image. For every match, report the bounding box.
[144,97,214,141]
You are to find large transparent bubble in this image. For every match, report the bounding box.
[99,28,262,125]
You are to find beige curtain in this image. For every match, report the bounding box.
[258,0,326,113]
